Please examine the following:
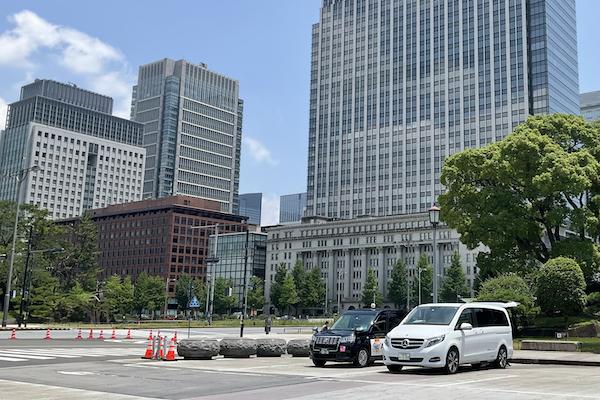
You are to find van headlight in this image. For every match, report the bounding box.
[424,335,445,348]
[311,335,316,344]
[385,335,390,347]
[340,333,355,343]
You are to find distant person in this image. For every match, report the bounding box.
[265,316,272,335]
[321,321,329,331]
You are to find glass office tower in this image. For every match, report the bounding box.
[279,192,307,223]
[239,193,262,225]
[132,59,243,213]
[305,0,579,219]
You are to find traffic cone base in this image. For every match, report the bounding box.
[142,339,153,359]
[98,330,105,340]
[76,328,83,340]
[44,328,51,340]
[163,338,177,361]
[125,329,133,340]
[10,329,16,340]
[110,329,117,340]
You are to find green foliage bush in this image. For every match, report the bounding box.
[537,257,586,317]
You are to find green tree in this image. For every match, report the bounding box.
[537,257,587,321]
[213,277,237,315]
[388,259,408,309]
[361,269,383,307]
[303,267,326,309]
[133,273,165,318]
[439,114,600,283]
[27,270,60,322]
[416,254,433,304]
[57,214,100,291]
[291,260,307,309]
[269,263,287,312]
[104,275,134,321]
[440,252,469,302]
[175,274,205,311]
[278,273,299,314]
[477,273,537,318]
[247,276,265,311]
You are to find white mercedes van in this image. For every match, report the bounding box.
[382,303,514,374]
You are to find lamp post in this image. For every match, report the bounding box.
[428,205,441,303]
[2,165,40,328]
[337,269,342,315]
[190,224,220,325]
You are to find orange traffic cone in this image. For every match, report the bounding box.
[98,330,105,340]
[76,328,83,340]
[125,328,133,340]
[88,329,94,340]
[10,329,16,340]
[110,329,117,340]
[44,328,51,340]
[142,338,153,359]
[163,337,177,361]
[147,330,153,341]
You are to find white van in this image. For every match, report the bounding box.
[382,303,514,374]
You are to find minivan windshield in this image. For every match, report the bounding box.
[330,312,376,331]
[402,306,459,326]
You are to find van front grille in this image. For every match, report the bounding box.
[390,338,424,350]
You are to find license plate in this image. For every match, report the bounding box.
[320,348,329,355]
[397,353,410,361]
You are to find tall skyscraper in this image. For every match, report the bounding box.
[239,192,262,225]
[305,0,579,219]
[581,91,600,122]
[131,59,243,214]
[0,80,145,220]
[279,192,307,223]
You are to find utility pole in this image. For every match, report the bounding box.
[240,228,249,337]
[18,226,33,327]
[325,270,328,315]
[337,270,341,314]
[208,224,218,324]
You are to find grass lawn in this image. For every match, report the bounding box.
[514,337,600,353]
[49,318,321,330]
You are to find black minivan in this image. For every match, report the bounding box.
[310,308,405,368]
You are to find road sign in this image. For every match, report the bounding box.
[188,296,200,308]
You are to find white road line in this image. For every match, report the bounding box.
[1,350,80,358]
[443,374,519,386]
[0,356,26,362]
[0,352,52,360]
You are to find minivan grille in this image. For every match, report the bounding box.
[390,338,424,350]
[314,336,340,348]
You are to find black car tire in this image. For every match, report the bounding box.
[353,347,370,368]
[386,364,403,374]
[444,347,460,374]
[312,359,326,367]
[494,346,508,369]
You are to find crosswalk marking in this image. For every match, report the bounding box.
[0,347,143,363]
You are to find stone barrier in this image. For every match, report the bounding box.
[520,340,582,352]
[219,338,258,358]
[287,339,311,357]
[177,339,220,360]
[256,338,287,357]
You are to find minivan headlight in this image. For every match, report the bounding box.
[385,335,390,347]
[424,335,445,348]
[340,333,355,343]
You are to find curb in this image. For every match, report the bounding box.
[511,358,600,367]
[0,327,70,331]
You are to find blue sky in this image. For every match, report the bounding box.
[0,0,598,224]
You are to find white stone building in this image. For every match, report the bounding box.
[265,213,482,313]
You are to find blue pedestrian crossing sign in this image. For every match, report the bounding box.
[188,296,200,308]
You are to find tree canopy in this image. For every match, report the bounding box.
[247,276,265,311]
[440,252,469,302]
[269,264,287,311]
[439,114,600,283]
[361,268,383,307]
[537,257,586,317]
[388,259,408,309]
[477,273,536,316]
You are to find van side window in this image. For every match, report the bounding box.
[455,308,474,329]
[492,310,509,326]
[475,308,509,327]
[371,314,387,336]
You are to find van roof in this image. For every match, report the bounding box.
[417,302,518,310]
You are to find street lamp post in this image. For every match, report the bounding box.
[429,205,441,303]
[190,224,220,325]
[337,269,342,315]
[240,228,249,337]
[2,165,39,328]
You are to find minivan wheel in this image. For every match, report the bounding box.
[386,364,403,374]
[353,348,370,368]
[444,348,460,374]
[312,359,326,367]
[494,346,508,369]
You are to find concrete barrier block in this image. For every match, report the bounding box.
[287,339,311,357]
[256,338,287,357]
[177,339,220,360]
[521,340,582,352]
[219,338,257,358]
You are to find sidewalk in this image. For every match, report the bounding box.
[512,350,600,366]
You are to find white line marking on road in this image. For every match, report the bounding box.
[0,352,52,360]
[0,356,26,362]
[443,374,518,386]
[1,350,80,358]
[57,371,96,376]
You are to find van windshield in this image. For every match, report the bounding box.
[403,306,459,326]
[331,313,376,331]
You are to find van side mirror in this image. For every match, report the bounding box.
[312,327,319,334]
[459,323,473,331]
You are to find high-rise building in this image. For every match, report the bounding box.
[581,91,600,121]
[131,59,243,214]
[279,192,307,223]
[305,0,579,219]
[239,193,262,225]
[0,79,145,219]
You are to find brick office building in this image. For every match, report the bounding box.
[88,196,246,302]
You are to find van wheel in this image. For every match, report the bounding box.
[312,359,326,367]
[444,348,460,374]
[353,348,370,368]
[387,364,403,374]
[494,346,508,369]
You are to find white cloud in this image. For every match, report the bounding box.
[0,10,132,118]
[243,136,278,165]
[0,97,7,129]
[261,194,280,226]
